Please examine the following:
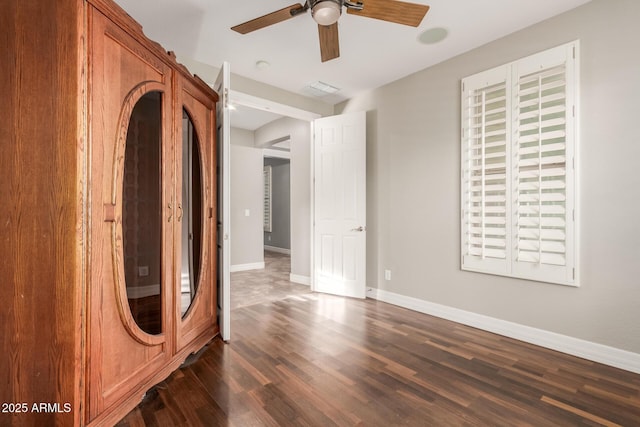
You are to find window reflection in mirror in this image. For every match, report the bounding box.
[123,91,163,335]
[180,108,203,317]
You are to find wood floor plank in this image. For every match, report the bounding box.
[541,395,623,426]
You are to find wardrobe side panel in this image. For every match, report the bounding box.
[0,1,85,426]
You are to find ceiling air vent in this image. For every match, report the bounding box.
[303,81,341,97]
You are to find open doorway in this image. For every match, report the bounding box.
[227,97,317,310]
[218,82,367,339]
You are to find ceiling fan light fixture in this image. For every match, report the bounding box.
[311,0,342,26]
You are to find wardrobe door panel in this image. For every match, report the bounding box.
[175,76,217,353]
[88,7,174,419]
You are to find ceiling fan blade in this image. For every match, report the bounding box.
[231,3,306,34]
[347,0,430,27]
[318,23,340,62]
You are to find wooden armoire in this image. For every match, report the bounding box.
[0,0,219,425]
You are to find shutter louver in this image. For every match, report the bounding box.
[514,65,567,267]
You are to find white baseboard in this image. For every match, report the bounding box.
[264,245,291,255]
[367,287,640,375]
[289,274,310,286]
[127,284,160,299]
[230,262,265,273]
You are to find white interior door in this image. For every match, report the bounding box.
[313,111,366,298]
[214,62,231,340]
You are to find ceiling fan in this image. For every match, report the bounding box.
[231,0,430,62]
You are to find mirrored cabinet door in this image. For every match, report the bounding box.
[175,77,217,352]
[123,91,164,335]
[180,108,203,317]
[87,7,178,419]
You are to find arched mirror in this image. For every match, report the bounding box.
[180,108,203,317]
[122,91,163,335]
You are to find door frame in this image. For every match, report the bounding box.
[227,91,321,292]
[214,62,231,340]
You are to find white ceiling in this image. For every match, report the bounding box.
[230,104,285,131]
[113,0,591,107]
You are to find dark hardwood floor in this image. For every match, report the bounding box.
[117,257,640,426]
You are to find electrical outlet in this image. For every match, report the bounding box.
[138,266,149,277]
[384,270,391,281]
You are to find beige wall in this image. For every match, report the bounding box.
[230,128,264,267]
[337,0,640,354]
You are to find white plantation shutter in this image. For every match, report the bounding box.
[462,66,510,274]
[461,41,578,286]
[263,165,272,232]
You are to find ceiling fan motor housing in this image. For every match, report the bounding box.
[310,0,342,26]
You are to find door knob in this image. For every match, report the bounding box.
[351,226,366,232]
